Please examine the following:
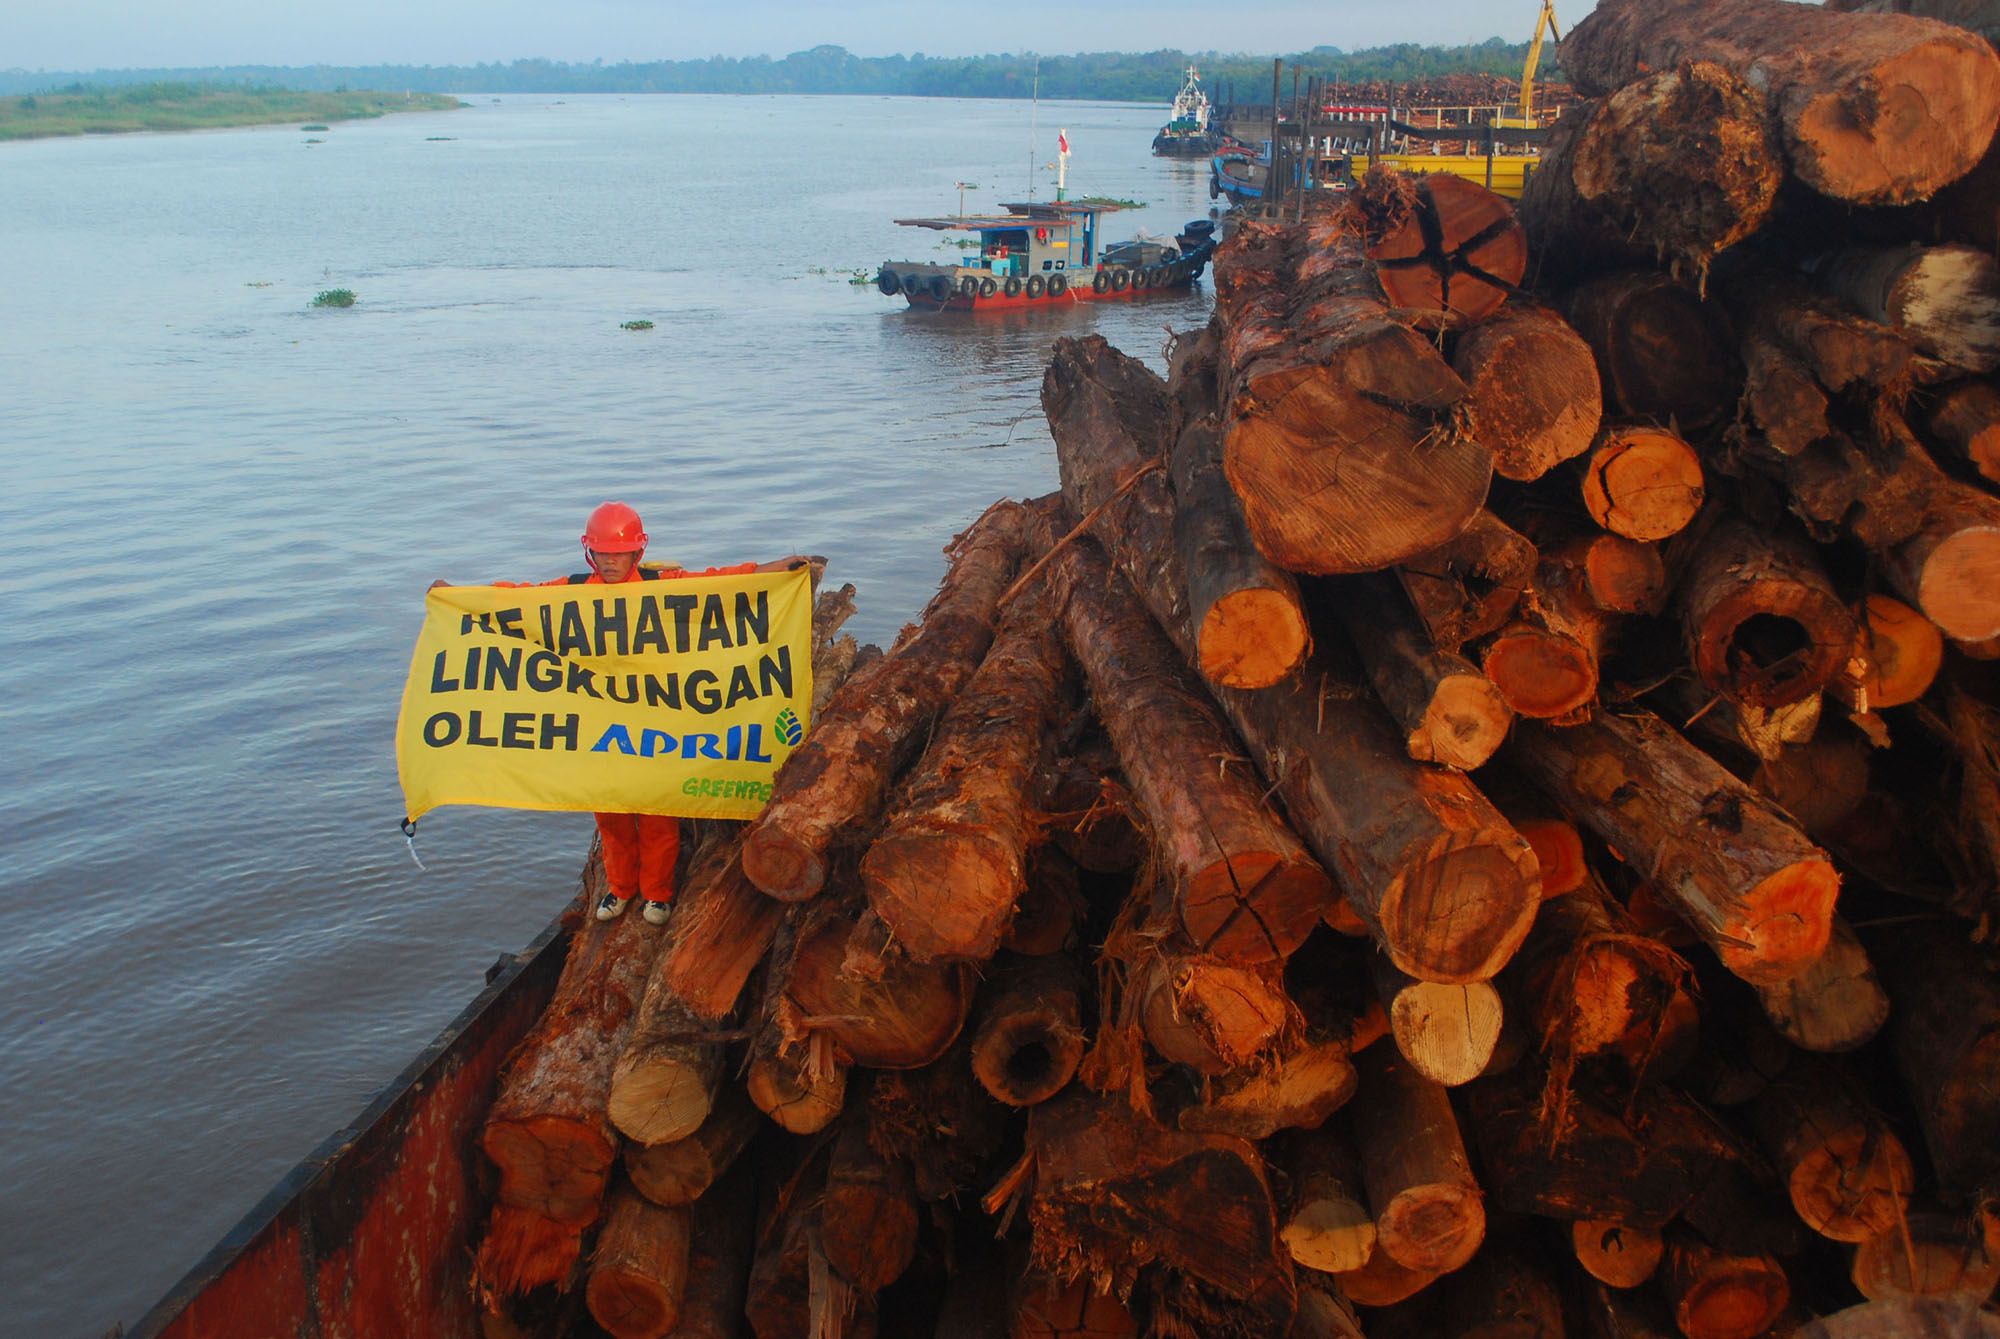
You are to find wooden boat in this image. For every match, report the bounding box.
[125,908,576,1338]
[876,199,1217,311]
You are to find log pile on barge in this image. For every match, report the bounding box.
[471,1,2000,1334]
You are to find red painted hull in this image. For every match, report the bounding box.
[902,276,1199,311]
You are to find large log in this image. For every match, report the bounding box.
[1450,301,1603,483]
[1751,915,1891,1054]
[1877,923,2000,1190]
[784,904,972,1069]
[1922,381,2000,484]
[1581,426,1707,542]
[481,878,666,1252]
[585,1182,691,1339]
[651,838,782,1023]
[820,1092,921,1295]
[1564,0,2000,206]
[1720,269,1920,397]
[1349,1044,1485,1274]
[1678,512,1859,709]
[1855,593,1946,708]
[1329,572,1513,771]
[607,972,724,1148]
[1811,244,2000,374]
[970,953,1087,1107]
[1394,510,1539,654]
[860,553,1068,964]
[1213,208,1490,574]
[1747,1058,1916,1243]
[1368,1240,1564,1339]
[1508,710,1840,985]
[741,497,1031,901]
[1058,539,1331,964]
[1850,1207,2000,1301]
[1885,481,2000,640]
[1517,61,1781,279]
[1369,951,1504,1087]
[1136,950,1290,1076]
[1362,170,1527,331]
[1174,979,1370,1140]
[1165,326,1311,690]
[1022,1086,1296,1339]
[669,1163,757,1339]
[1566,271,1739,433]
[1463,1069,1737,1227]
[1824,0,2000,44]
[1279,1120,1378,1275]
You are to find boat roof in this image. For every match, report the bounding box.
[895,199,1132,231]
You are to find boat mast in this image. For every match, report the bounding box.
[1027,55,1039,200]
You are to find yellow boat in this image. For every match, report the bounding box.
[1348,151,1539,201]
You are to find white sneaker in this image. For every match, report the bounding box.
[641,899,674,927]
[595,891,631,921]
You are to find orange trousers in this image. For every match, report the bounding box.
[595,812,681,903]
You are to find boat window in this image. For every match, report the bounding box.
[1042,260,1053,271]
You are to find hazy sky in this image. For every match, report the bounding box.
[8,0,1595,73]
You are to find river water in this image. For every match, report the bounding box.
[0,93,1214,1336]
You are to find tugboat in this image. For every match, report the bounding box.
[875,135,1217,312]
[1151,65,1219,158]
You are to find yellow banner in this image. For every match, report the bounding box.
[396,569,814,821]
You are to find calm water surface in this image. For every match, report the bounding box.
[0,93,1214,1335]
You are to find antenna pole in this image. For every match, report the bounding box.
[1029,56,1040,201]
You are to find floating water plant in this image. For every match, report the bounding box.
[620,319,654,331]
[311,288,356,308]
[300,124,329,131]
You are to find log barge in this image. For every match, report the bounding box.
[128,0,2000,1333]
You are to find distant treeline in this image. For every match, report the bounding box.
[0,41,1558,101]
[0,82,463,140]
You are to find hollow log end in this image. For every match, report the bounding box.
[1198,589,1313,690]
[739,825,824,902]
[972,1012,1086,1108]
[1691,587,1858,710]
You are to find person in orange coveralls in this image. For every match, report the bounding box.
[439,500,803,927]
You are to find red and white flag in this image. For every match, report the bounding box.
[1058,129,1070,157]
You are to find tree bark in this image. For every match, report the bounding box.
[820,1093,921,1295]
[1812,244,2000,374]
[624,1083,761,1209]
[1720,268,1920,396]
[1740,334,1836,457]
[1748,1058,1915,1243]
[1330,572,1513,770]
[1566,270,1739,433]
[1045,740,1147,876]
[1057,540,1331,965]
[970,953,1087,1107]
[1660,1230,1791,1339]
[1349,1044,1485,1274]
[482,882,667,1233]
[1581,426,1707,542]
[1564,0,2000,206]
[652,837,782,1023]
[585,1182,691,1339]
[1508,710,1840,985]
[1885,480,2000,640]
[1213,208,1490,574]
[860,563,1068,964]
[1363,171,1527,331]
[741,497,1032,901]
[669,1162,757,1339]
[1678,512,1859,709]
[1824,0,2000,44]
[1368,1240,1564,1339]
[1394,510,1538,653]
[1517,61,1781,279]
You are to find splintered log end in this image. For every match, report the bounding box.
[747,1051,847,1135]
[1407,672,1513,771]
[1377,831,1542,985]
[1790,37,2000,207]
[1855,595,1944,709]
[1481,623,1599,720]
[1572,1218,1665,1289]
[863,830,1022,963]
[605,1065,714,1148]
[1198,588,1313,690]
[476,1204,586,1299]
[1582,428,1705,542]
[1182,853,1334,964]
[1451,304,1604,483]
[739,825,825,902]
[1138,956,1289,1075]
[480,1117,618,1226]
[1725,861,1842,985]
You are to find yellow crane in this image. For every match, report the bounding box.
[1498,0,1561,129]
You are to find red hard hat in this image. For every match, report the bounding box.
[582,501,647,554]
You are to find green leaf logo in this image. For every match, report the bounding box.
[774,708,803,746]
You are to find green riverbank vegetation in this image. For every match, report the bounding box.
[0,83,463,141]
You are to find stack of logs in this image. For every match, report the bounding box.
[469,0,2000,1335]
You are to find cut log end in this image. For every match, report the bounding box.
[1482,623,1599,720]
[1572,1218,1665,1289]
[1724,861,1842,984]
[739,828,824,903]
[1388,978,1504,1087]
[1377,1184,1486,1274]
[1408,672,1513,771]
[863,831,1021,964]
[1198,588,1313,690]
[1856,594,1944,709]
[1516,819,1586,899]
[1379,835,1542,985]
[1282,1199,1378,1275]
[746,1053,846,1135]
[1912,524,2000,641]
[606,1068,714,1149]
[1582,429,1705,542]
[1182,853,1334,963]
[1582,535,1668,614]
[479,1117,618,1225]
[1790,41,2000,207]
[1788,1132,1915,1243]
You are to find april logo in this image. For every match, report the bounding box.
[774,708,803,746]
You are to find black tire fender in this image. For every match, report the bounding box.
[1047,273,1067,298]
[1093,270,1112,294]
[876,269,901,296]
[978,276,997,298]
[1025,274,1046,298]
[1003,275,1022,297]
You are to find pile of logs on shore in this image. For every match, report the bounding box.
[468,1,2000,1336]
